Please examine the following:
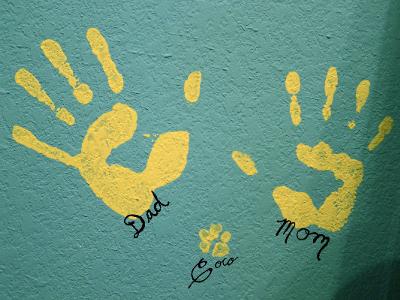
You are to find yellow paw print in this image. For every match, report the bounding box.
[198,224,232,257]
[12,28,190,217]
[273,67,394,232]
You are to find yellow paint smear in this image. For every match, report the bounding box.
[273,142,363,232]
[143,133,159,139]
[184,71,202,103]
[12,103,190,217]
[285,71,301,126]
[322,67,338,121]
[348,120,356,129]
[41,39,93,105]
[355,80,370,113]
[368,116,393,151]
[15,68,75,126]
[232,151,257,176]
[86,28,124,94]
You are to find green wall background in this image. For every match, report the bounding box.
[1,0,399,299]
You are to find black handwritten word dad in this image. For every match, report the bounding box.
[188,256,238,289]
[275,219,330,261]
[124,191,170,238]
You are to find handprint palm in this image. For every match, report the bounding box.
[12,28,189,217]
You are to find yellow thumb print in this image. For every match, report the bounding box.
[13,103,190,217]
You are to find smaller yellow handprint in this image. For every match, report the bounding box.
[13,103,189,217]
[274,67,394,232]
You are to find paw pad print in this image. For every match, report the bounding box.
[198,224,232,257]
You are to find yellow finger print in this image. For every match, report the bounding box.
[184,71,202,103]
[55,107,75,126]
[41,39,93,104]
[232,151,257,176]
[86,28,124,94]
[368,116,394,151]
[285,71,301,126]
[15,68,75,125]
[355,80,370,113]
[348,79,370,129]
[322,67,338,121]
[12,125,77,167]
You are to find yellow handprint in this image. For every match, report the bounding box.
[12,28,190,217]
[273,67,393,232]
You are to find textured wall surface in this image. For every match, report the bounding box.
[1,1,399,299]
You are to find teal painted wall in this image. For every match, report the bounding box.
[1,0,399,299]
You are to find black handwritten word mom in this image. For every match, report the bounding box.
[275,218,330,260]
[124,191,170,238]
[188,257,238,289]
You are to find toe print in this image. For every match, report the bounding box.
[212,231,232,257]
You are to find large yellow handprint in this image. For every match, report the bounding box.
[273,67,393,232]
[12,28,190,217]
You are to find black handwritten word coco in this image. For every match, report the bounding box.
[275,219,329,261]
[188,256,238,289]
[124,191,170,238]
